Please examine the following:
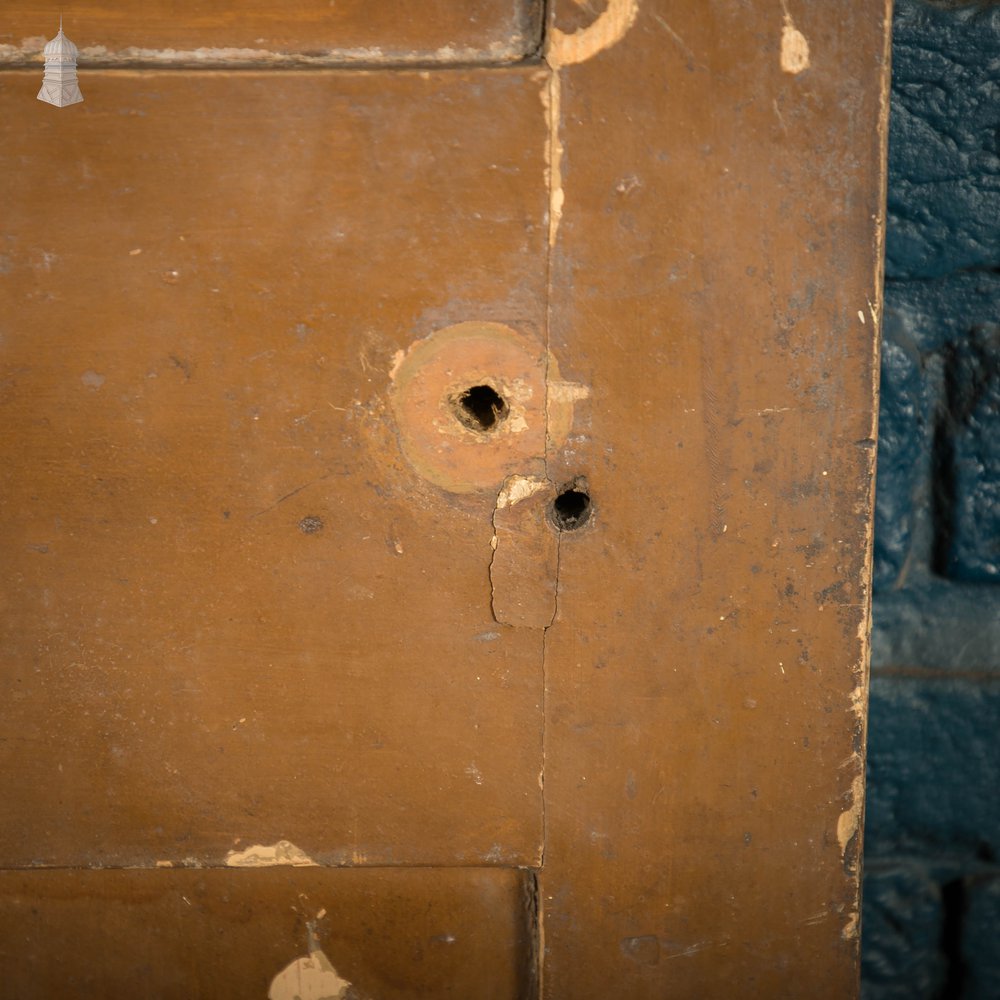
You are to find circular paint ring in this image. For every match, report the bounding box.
[388,321,583,494]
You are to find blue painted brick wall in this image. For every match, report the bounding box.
[863,2,1000,997]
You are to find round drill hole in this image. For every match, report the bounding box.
[551,485,592,531]
[452,384,508,432]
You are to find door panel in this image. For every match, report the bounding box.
[0,867,535,999]
[1,0,890,994]
[0,68,549,868]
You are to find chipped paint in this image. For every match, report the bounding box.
[496,474,549,510]
[836,772,865,858]
[542,1,638,245]
[490,475,558,628]
[541,72,565,248]
[269,924,355,1000]
[225,840,317,868]
[780,10,810,75]
[546,0,640,69]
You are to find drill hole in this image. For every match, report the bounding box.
[452,384,508,432]
[551,485,592,531]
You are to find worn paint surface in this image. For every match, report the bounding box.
[537,0,889,995]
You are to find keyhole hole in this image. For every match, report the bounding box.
[452,384,508,432]
[551,484,593,531]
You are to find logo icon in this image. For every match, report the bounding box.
[38,19,83,108]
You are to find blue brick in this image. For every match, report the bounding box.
[871,582,1000,672]
[873,271,1000,594]
[887,2,1000,280]
[865,676,1000,861]
[873,310,929,591]
[861,865,946,1000]
[964,875,1000,1000]
[940,326,1000,582]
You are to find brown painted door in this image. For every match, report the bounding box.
[0,1,890,996]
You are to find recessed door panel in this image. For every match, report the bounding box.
[0,68,551,868]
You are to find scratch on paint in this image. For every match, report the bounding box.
[225,840,318,868]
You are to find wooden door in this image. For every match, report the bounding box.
[0,1,890,996]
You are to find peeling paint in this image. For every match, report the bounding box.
[225,840,317,868]
[546,0,640,69]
